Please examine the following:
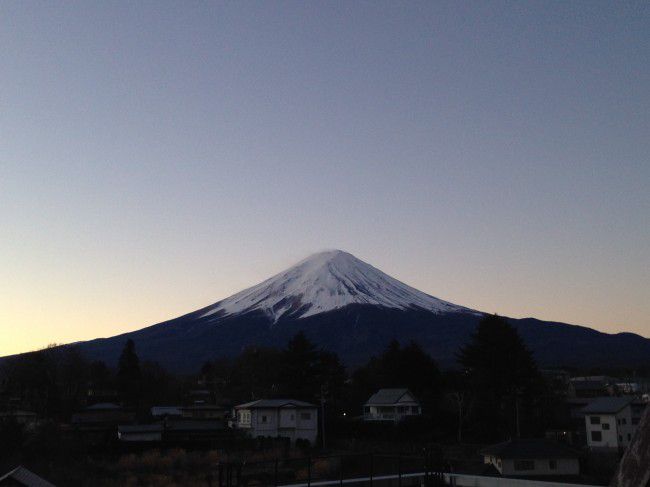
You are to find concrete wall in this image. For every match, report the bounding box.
[444,473,599,487]
[500,458,579,476]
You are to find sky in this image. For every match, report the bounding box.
[1,1,649,356]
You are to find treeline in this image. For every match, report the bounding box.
[1,315,569,443]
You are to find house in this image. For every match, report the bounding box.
[0,410,38,427]
[610,400,650,487]
[233,399,318,445]
[117,420,228,444]
[118,424,163,442]
[583,396,647,450]
[481,439,581,477]
[569,376,613,398]
[363,388,421,422]
[181,404,228,421]
[71,403,135,426]
[71,403,136,445]
[151,406,182,419]
[0,466,55,487]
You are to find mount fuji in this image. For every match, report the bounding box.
[63,250,650,371]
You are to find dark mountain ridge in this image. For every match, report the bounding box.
[4,250,649,372]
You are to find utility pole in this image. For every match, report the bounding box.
[320,383,327,449]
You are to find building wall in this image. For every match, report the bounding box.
[444,473,598,487]
[585,406,640,449]
[585,412,621,448]
[500,458,579,476]
[235,406,318,444]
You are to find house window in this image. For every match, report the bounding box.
[591,431,602,442]
[261,415,267,423]
[514,460,535,471]
[290,414,295,420]
[549,460,557,470]
[602,423,610,430]
[411,406,419,414]
[590,416,600,424]
[300,412,311,420]
[632,417,640,425]
[621,418,627,425]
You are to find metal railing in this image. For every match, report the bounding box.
[216,451,446,487]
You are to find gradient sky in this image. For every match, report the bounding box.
[1,1,649,356]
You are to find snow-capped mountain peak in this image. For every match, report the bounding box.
[201,250,472,321]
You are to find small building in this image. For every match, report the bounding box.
[71,403,135,426]
[569,376,613,398]
[233,399,318,445]
[117,420,227,444]
[0,410,39,427]
[118,424,163,442]
[363,388,421,422]
[181,404,228,421]
[481,439,581,477]
[583,396,646,450]
[0,466,55,487]
[151,406,182,419]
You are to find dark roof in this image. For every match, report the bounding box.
[119,421,224,433]
[0,466,56,487]
[118,424,163,433]
[572,380,607,390]
[182,405,227,410]
[235,399,316,409]
[582,397,634,414]
[85,402,122,410]
[365,388,417,405]
[166,420,224,431]
[480,439,581,459]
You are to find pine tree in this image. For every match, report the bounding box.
[458,314,541,440]
[117,339,141,407]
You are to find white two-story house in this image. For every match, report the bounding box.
[583,396,646,450]
[233,399,318,445]
[363,388,422,422]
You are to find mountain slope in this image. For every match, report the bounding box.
[7,250,650,372]
[200,250,473,321]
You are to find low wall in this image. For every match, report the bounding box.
[445,473,601,487]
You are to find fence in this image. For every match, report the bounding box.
[215,454,603,487]
[216,451,446,487]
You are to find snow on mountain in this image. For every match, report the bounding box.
[201,250,473,322]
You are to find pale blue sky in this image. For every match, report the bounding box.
[1,1,649,355]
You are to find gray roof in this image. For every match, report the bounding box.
[118,421,224,433]
[166,420,224,431]
[0,466,56,487]
[85,402,122,410]
[582,396,634,414]
[365,388,417,405]
[182,404,227,410]
[118,424,163,433]
[235,399,316,409]
[481,439,581,460]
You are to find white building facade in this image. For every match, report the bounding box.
[233,399,318,445]
[583,397,646,450]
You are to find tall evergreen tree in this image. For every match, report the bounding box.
[458,314,541,440]
[281,332,323,401]
[117,339,141,407]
